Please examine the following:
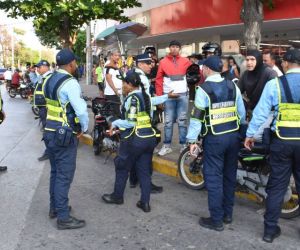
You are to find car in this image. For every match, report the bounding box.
[0,68,6,81]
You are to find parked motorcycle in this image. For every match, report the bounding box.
[89,97,120,159]
[9,81,34,99]
[178,142,299,219]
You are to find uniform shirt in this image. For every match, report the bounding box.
[29,72,38,86]
[246,68,300,138]
[56,69,89,132]
[112,89,167,129]
[135,68,150,94]
[186,74,246,143]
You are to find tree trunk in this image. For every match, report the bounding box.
[60,16,73,48]
[240,0,264,50]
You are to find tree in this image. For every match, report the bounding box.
[73,30,86,63]
[0,0,141,48]
[240,0,275,50]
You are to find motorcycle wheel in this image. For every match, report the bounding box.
[32,106,39,116]
[280,194,300,219]
[177,147,205,190]
[9,88,17,98]
[20,89,28,99]
[93,129,103,156]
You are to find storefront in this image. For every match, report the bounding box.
[125,0,300,57]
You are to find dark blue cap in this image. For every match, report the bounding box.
[35,60,50,67]
[56,49,78,66]
[136,53,152,63]
[203,56,223,72]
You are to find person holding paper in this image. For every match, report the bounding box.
[155,40,191,155]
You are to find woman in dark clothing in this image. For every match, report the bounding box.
[238,50,277,113]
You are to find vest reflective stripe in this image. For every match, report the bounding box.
[44,72,79,133]
[34,74,52,107]
[201,80,240,135]
[275,77,300,140]
[122,93,155,139]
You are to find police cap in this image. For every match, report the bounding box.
[203,56,223,72]
[35,59,50,67]
[136,53,152,64]
[56,49,78,66]
[283,48,300,64]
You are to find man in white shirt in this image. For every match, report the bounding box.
[263,51,283,76]
[4,67,12,87]
[104,50,122,117]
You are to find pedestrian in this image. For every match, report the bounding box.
[244,48,300,243]
[0,89,8,173]
[34,59,52,161]
[95,61,104,97]
[262,50,283,76]
[156,40,191,156]
[104,50,123,117]
[29,65,39,87]
[102,70,178,212]
[186,56,246,231]
[238,49,278,113]
[43,48,89,230]
[11,69,22,88]
[4,67,12,88]
[228,56,240,79]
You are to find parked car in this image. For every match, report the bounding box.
[0,68,6,83]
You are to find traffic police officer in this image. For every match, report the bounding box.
[129,53,165,193]
[102,70,176,212]
[0,89,7,172]
[186,56,246,231]
[245,48,300,243]
[43,49,89,229]
[34,60,52,161]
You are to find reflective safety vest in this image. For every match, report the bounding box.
[120,92,157,139]
[275,75,300,140]
[34,74,52,107]
[43,71,81,133]
[197,80,240,135]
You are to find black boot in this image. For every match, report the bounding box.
[151,182,163,194]
[136,200,151,213]
[0,166,7,172]
[57,216,86,230]
[199,217,224,231]
[38,152,49,161]
[263,226,281,243]
[102,194,124,205]
[223,215,232,224]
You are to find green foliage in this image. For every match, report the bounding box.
[73,30,86,63]
[0,0,141,48]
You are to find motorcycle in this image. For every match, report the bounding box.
[178,141,300,219]
[89,97,120,160]
[9,81,34,99]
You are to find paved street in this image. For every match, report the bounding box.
[0,85,300,250]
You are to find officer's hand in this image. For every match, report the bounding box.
[168,91,180,99]
[244,137,255,151]
[109,127,115,137]
[77,132,83,138]
[189,144,198,157]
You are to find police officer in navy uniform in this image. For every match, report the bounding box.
[0,90,7,172]
[43,49,89,229]
[102,70,177,212]
[186,56,246,231]
[34,60,52,161]
[129,53,164,193]
[245,48,300,243]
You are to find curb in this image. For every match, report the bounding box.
[79,134,261,204]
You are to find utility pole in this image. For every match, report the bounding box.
[11,25,14,69]
[86,22,92,85]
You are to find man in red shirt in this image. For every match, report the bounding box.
[156,40,191,155]
[11,69,22,88]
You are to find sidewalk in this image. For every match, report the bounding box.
[80,81,180,178]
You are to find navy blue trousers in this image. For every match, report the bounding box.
[264,137,300,233]
[39,106,47,128]
[203,132,240,223]
[44,131,78,220]
[113,135,156,203]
